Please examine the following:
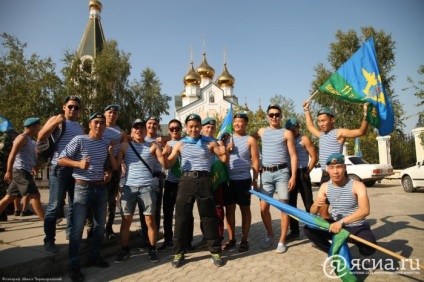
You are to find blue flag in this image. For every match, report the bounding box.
[354,137,362,157]
[217,105,233,140]
[319,37,395,136]
[0,115,13,132]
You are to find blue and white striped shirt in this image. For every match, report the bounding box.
[261,127,288,167]
[13,135,35,173]
[145,136,162,173]
[228,135,251,180]
[125,141,158,187]
[319,129,343,170]
[288,134,309,169]
[180,142,213,172]
[103,125,122,156]
[51,120,84,165]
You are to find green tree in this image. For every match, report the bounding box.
[0,33,62,129]
[404,65,424,146]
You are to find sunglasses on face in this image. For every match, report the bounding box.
[268,113,281,118]
[67,105,80,111]
[169,127,181,132]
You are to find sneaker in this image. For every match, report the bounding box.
[14,210,21,216]
[171,254,185,268]
[44,241,59,253]
[157,240,173,252]
[285,231,300,241]
[238,241,249,253]
[222,239,236,250]
[105,228,116,240]
[114,250,130,263]
[20,210,34,216]
[70,268,84,282]
[260,236,273,249]
[148,249,159,263]
[210,253,224,267]
[87,256,110,268]
[194,237,208,249]
[276,242,287,253]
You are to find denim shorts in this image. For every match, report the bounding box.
[120,185,157,216]
[260,167,290,200]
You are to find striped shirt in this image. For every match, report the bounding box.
[13,135,35,173]
[102,125,122,156]
[327,178,365,227]
[124,141,158,187]
[166,140,180,183]
[59,135,110,181]
[319,129,343,170]
[180,142,213,172]
[288,134,309,169]
[228,135,251,180]
[51,120,84,165]
[261,127,288,167]
[145,136,162,173]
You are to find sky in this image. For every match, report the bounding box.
[0,0,423,133]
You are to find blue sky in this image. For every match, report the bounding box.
[1,0,423,133]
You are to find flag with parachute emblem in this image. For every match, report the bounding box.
[216,105,233,140]
[319,37,394,136]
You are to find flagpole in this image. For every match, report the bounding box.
[349,234,424,270]
[306,90,319,102]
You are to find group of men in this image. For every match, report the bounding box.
[0,95,377,282]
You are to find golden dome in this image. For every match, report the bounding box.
[89,0,102,12]
[183,62,201,86]
[196,53,215,79]
[216,63,235,86]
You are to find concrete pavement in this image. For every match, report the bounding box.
[0,179,423,281]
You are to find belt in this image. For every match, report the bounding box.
[182,171,210,178]
[262,163,287,172]
[75,179,105,186]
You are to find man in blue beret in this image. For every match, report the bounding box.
[0,118,45,228]
[305,153,377,258]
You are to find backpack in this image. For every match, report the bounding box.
[36,122,66,163]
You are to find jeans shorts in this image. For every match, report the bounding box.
[120,185,157,216]
[260,167,290,200]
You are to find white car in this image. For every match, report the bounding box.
[310,156,394,187]
[400,161,424,192]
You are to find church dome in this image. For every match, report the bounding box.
[216,63,235,87]
[89,0,102,12]
[196,53,215,79]
[183,62,201,86]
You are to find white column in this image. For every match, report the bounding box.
[376,136,391,165]
[412,127,424,163]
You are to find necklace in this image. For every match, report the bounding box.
[333,187,345,202]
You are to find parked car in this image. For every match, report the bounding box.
[400,161,424,192]
[310,156,394,187]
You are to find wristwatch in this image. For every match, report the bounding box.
[339,219,345,227]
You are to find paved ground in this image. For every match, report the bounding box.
[0,179,423,281]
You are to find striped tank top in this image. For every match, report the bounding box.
[288,134,309,169]
[181,142,213,172]
[102,125,122,156]
[13,135,36,173]
[145,136,162,173]
[228,135,251,180]
[166,140,180,183]
[327,178,365,227]
[262,127,288,167]
[125,141,158,187]
[51,120,84,165]
[319,129,342,170]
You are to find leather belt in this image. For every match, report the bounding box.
[75,179,104,186]
[182,171,210,178]
[262,163,287,172]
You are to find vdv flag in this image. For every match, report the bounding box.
[319,37,394,136]
[250,190,358,282]
[216,105,233,140]
[0,115,13,132]
[354,137,362,158]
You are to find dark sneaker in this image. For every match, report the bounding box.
[87,256,110,268]
[14,210,21,216]
[171,254,185,268]
[70,268,84,282]
[238,241,249,253]
[285,231,300,241]
[105,228,116,240]
[186,243,194,252]
[114,250,130,263]
[222,239,236,250]
[157,240,173,252]
[210,253,224,267]
[148,250,159,263]
[44,241,59,253]
[20,210,34,216]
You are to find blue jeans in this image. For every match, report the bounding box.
[260,167,290,200]
[68,183,107,269]
[44,165,74,243]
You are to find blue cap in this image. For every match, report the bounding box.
[185,113,201,124]
[202,117,216,126]
[88,112,106,122]
[285,118,299,130]
[104,104,120,112]
[317,108,334,117]
[326,153,345,165]
[233,112,249,122]
[64,95,81,104]
[23,117,41,127]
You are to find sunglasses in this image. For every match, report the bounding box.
[268,113,281,118]
[67,105,80,111]
[169,127,181,132]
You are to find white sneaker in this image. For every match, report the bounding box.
[276,242,287,253]
[260,236,273,249]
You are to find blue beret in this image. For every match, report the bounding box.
[326,153,345,165]
[64,95,81,104]
[104,104,120,112]
[202,117,216,126]
[185,113,201,124]
[285,118,299,130]
[317,108,334,117]
[132,119,146,127]
[23,117,40,127]
[88,112,106,122]
[233,112,248,122]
